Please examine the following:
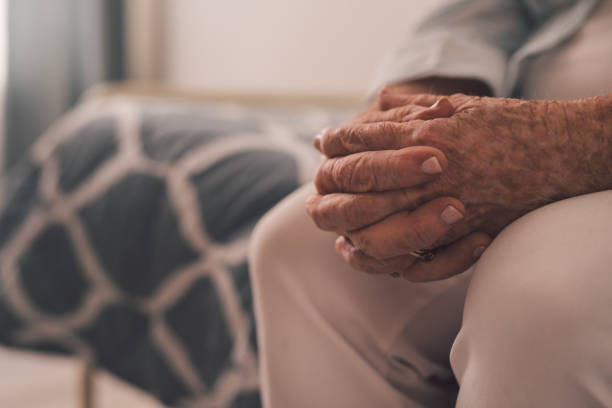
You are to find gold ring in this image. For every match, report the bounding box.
[409,249,436,262]
[389,249,436,277]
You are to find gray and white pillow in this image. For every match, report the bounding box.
[0,95,350,407]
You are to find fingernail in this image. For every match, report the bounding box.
[430,96,449,108]
[441,205,463,225]
[421,156,442,175]
[472,246,486,260]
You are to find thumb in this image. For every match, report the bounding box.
[404,96,455,121]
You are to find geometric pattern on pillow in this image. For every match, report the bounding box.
[0,96,349,407]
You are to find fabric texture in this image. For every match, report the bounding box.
[370,0,601,97]
[249,184,612,408]
[520,0,612,99]
[0,94,349,407]
[249,185,471,408]
[249,2,612,406]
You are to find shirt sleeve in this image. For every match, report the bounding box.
[370,0,556,97]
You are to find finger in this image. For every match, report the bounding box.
[335,232,491,281]
[335,236,417,275]
[378,91,442,110]
[355,98,455,125]
[314,117,442,158]
[349,104,426,125]
[314,97,453,157]
[306,187,434,233]
[401,232,492,282]
[314,121,414,156]
[347,197,465,259]
[313,93,448,153]
[314,146,447,194]
[409,97,455,121]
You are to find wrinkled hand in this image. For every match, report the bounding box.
[308,92,601,281]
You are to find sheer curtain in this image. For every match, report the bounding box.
[3,0,125,172]
[0,0,6,201]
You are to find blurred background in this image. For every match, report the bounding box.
[0,0,439,407]
[1,0,442,171]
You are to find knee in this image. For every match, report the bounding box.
[248,200,294,280]
[463,191,612,327]
[248,184,316,282]
[451,191,612,384]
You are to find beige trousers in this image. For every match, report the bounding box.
[249,186,612,408]
[249,2,612,406]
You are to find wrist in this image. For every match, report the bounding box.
[557,95,612,197]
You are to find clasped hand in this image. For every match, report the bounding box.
[307,88,580,281]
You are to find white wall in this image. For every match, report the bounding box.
[155,0,440,99]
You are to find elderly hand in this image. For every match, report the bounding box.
[308,92,612,281]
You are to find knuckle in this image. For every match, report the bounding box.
[318,198,348,231]
[330,155,373,193]
[347,155,375,192]
[305,195,317,217]
[314,161,337,193]
[358,239,387,260]
[341,125,369,153]
[376,85,394,110]
[340,195,365,228]
[375,121,397,137]
[313,166,327,193]
[412,121,438,144]
[319,126,338,155]
[329,158,366,192]
[396,105,422,121]
[331,159,351,190]
[398,104,415,115]
[306,196,326,228]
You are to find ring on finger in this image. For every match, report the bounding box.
[409,249,436,262]
[389,249,436,278]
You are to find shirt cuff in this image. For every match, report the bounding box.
[369,32,509,98]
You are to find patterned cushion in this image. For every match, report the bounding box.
[0,96,350,407]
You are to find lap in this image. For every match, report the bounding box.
[251,184,471,407]
[452,190,612,407]
[252,183,471,367]
[251,185,612,407]
[463,189,612,328]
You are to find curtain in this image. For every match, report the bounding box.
[4,0,124,171]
